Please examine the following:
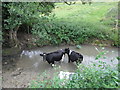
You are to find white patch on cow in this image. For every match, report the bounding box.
[52,64,55,67]
[43,53,46,56]
[69,50,72,55]
[61,54,65,62]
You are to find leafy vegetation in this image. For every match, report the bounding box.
[29,50,119,88]
[2,2,119,47]
[3,2,54,30]
[32,2,119,47]
[2,2,118,63]
[2,2,55,47]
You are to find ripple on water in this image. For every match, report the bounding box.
[17,45,118,74]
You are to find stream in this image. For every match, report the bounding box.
[2,45,118,88]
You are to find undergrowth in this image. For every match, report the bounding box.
[31,2,119,47]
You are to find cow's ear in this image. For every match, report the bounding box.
[65,48,69,49]
[65,48,69,51]
[67,48,69,50]
[40,54,43,56]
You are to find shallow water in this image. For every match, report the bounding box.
[2,45,118,88]
[17,45,118,73]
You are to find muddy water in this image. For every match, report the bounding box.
[18,45,118,72]
[2,45,118,88]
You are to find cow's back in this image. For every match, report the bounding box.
[52,52,63,61]
[69,51,83,62]
[46,51,63,62]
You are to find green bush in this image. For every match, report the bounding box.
[66,64,118,88]
[32,18,112,46]
[31,2,118,46]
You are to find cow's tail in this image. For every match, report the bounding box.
[40,54,43,56]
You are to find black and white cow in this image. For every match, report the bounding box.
[40,49,65,66]
[65,48,83,64]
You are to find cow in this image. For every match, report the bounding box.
[40,49,65,67]
[65,48,83,64]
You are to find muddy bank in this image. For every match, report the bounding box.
[2,45,118,88]
[2,47,22,71]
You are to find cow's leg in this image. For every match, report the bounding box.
[68,59,71,63]
[68,60,70,63]
[79,58,83,63]
[57,60,61,64]
[51,61,55,67]
[68,56,71,63]
[76,60,79,65]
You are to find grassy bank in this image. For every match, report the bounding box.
[32,2,119,47]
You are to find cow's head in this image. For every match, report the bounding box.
[65,48,70,55]
[40,53,47,61]
[60,49,66,55]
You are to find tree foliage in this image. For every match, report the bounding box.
[2,2,55,47]
[3,2,55,30]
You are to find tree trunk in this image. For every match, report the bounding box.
[9,26,21,48]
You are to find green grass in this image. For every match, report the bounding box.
[32,2,119,46]
[55,2,118,45]
[54,2,117,29]
[54,3,116,19]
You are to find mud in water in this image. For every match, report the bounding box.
[2,45,118,88]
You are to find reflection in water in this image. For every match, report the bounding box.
[20,50,43,58]
[33,62,39,68]
[17,45,118,74]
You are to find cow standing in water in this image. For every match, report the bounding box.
[40,49,65,67]
[65,48,83,64]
